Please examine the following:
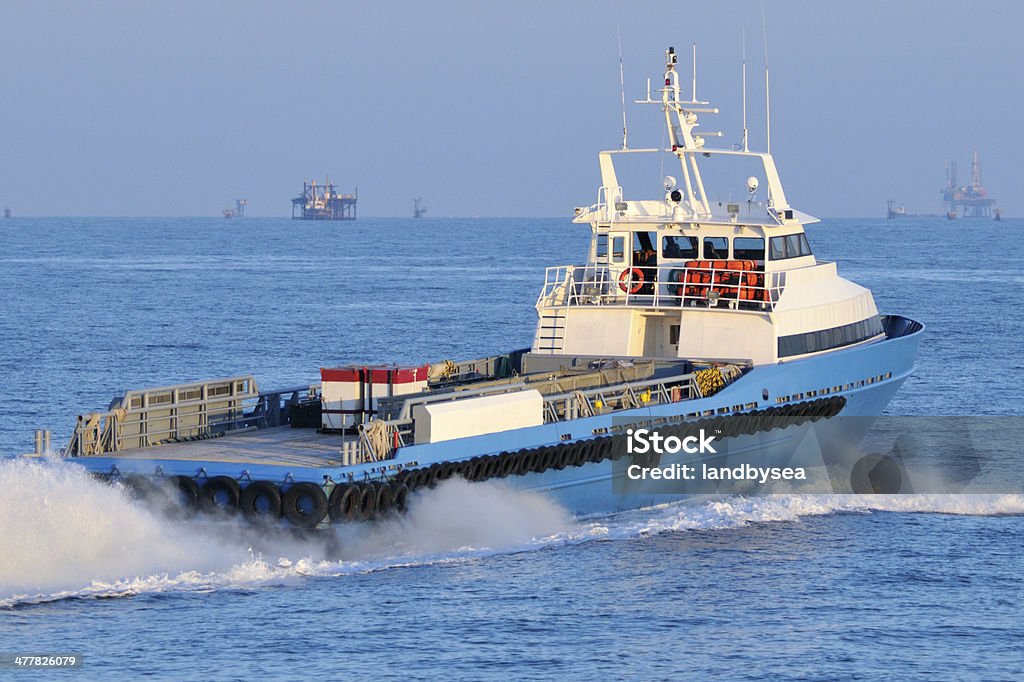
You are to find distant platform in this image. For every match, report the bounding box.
[292,179,357,220]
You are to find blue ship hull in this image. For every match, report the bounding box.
[71,316,923,518]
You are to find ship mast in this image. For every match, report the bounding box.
[659,46,713,217]
[613,45,792,224]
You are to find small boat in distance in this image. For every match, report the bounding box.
[32,47,923,534]
[886,200,908,218]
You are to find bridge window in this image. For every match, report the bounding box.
[611,236,626,262]
[703,237,729,259]
[786,234,801,258]
[778,316,884,357]
[798,234,812,256]
[595,234,608,259]
[733,237,765,261]
[769,233,813,260]
[662,236,698,259]
[634,231,657,254]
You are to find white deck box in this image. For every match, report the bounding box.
[413,390,544,444]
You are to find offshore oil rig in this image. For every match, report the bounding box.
[223,199,247,219]
[292,179,357,220]
[942,150,998,219]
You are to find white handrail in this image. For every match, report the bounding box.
[538,262,785,311]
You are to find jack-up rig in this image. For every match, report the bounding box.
[942,150,998,219]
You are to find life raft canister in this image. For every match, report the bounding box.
[618,267,646,294]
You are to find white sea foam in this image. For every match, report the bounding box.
[1,457,1021,608]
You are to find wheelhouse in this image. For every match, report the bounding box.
[533,47,883,365]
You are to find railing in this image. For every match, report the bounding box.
[541,371,702,421]
[372,363,747,449]
[538,263,786,311]
[577,192,782,226]
[64,376,319,457]
[592,185,624,224]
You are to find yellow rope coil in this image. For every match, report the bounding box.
[695,368,726,397]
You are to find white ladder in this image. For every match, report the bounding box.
[534,311,567,353]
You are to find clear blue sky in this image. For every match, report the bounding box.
[0,0,1019,217]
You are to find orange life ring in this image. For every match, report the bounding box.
[618,268,645,294]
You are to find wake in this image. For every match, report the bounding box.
[1,457,1021,608]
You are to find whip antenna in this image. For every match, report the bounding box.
[742,28,749,152]
[761,1,771,154]
[618,27,628,149]
[691,43,697,101]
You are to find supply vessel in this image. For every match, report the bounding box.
[31,48,923,529]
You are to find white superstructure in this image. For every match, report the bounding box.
[533,47,882,365]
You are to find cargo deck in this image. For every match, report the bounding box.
[101,425,345,468]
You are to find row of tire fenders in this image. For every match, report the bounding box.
[94,396,846,531]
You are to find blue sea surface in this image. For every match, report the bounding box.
[0,216,1022,679]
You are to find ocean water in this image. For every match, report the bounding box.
[0,216,1022,679]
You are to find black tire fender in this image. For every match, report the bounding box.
[570,443,588,467]
[555,444,572,468]
[328,483,360,522]
[199,475,241,514]
[390,482,410,514]
[156,475,200,517]
[168,475,200,509]
[466,457,485,481]
[496,454,515,478]
[358,483,377,520]
[239,480,282,523]
[122,474,158,500]
[482,455,501,479]
[374,483,393,517]
[532,448,552,473]
[513,452,532,476]
[282,482,328,529]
